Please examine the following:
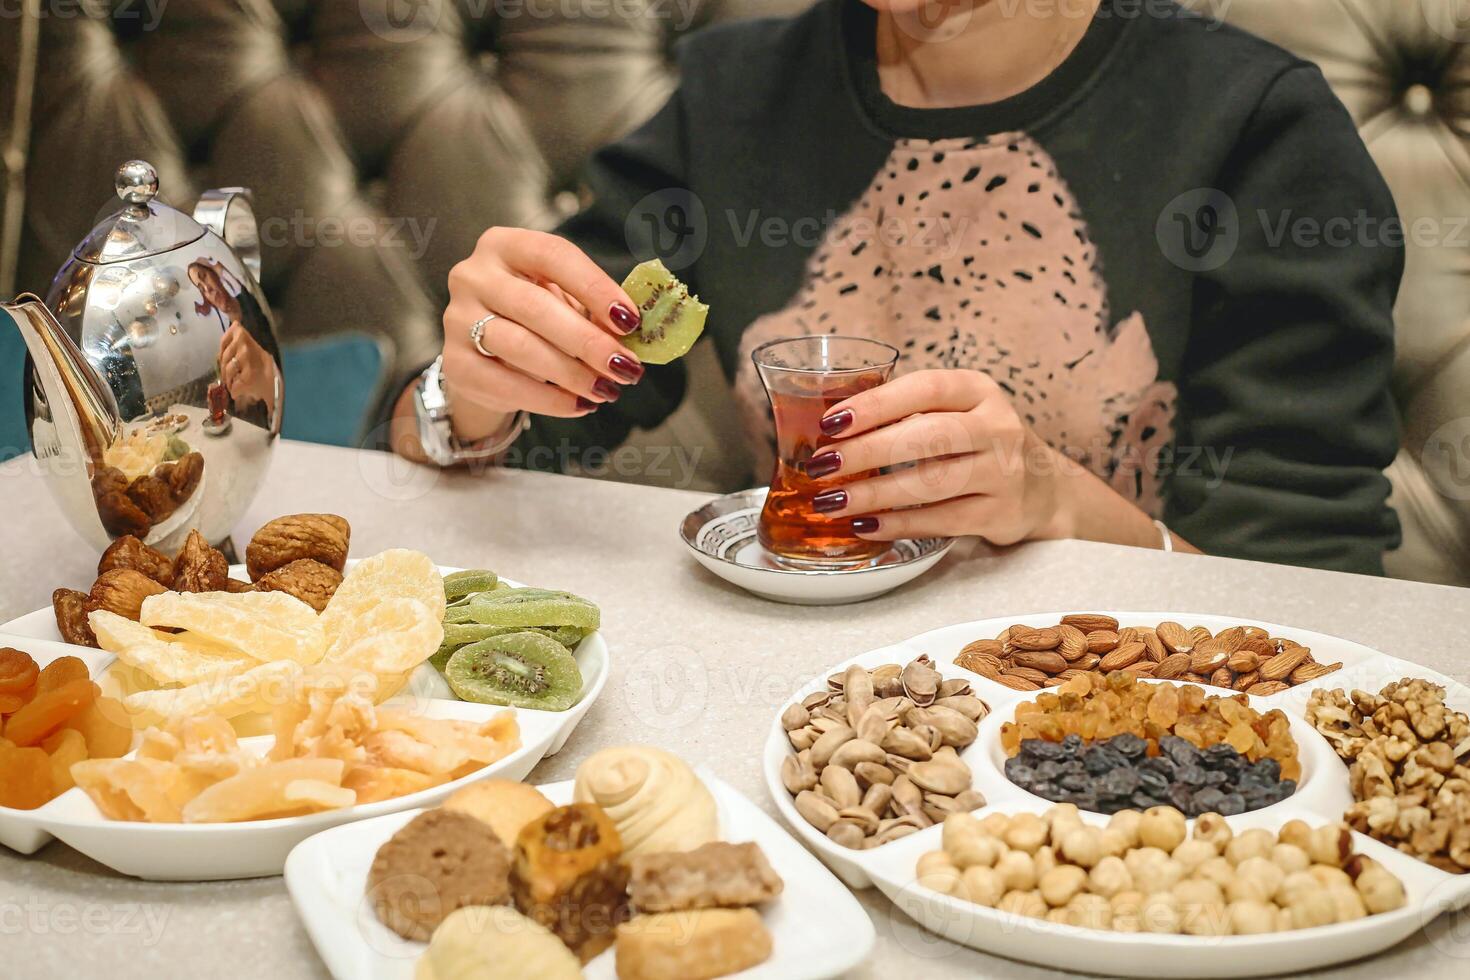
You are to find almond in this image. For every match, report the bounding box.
[1213,626,1249,654]
[956,654,1002,680]
[1154,653,1191,679]
[1005,666,1051,684]
[1010,627,1062,652]
[1057,624,1088,661]
[959,639,1003,660]
[1073,653,1102,671]
[1188,626,1212,646]
[1182,672,1210,683]
[1130,661,1157,676]
[1140,629,1167,663]
[1233,671,1261,692]
[1259,647,1310,681]
[1085,630,1119,654]
[1239,634,1274,658]
[994,674,1040,692]
[1061,613,1119,634]
[1289,661,1342,684]
[1097,641,1145,672]
[1156,621,1193,654]
[1246,680,1290,696]
[1012,650,1068,675]
[1209,666,1233,688]
[1227,650,1260,674]
[1189,643,1230,674]
[1117,627,1142,646]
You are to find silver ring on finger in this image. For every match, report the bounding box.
[469,313,499,358]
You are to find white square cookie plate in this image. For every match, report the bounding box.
[284,773,876,980]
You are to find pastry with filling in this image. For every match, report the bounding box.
[629,841,784,912]
[511,803,629,962]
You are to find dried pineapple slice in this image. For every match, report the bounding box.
[139,591,325,665]
[90,611,257,686]
[320,549,445,649]
[123,660,302,728]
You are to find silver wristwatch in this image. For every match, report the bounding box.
[413,355,528,466]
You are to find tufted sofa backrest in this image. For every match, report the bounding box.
[2,0,1466,585]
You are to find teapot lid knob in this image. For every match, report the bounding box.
[115,160,159,206]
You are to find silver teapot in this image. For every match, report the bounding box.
[3,160,282,554]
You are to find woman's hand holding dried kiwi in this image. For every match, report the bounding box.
[806,369,1197,552]
[440,228,648,433]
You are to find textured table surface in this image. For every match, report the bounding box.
[2,441,1468,979]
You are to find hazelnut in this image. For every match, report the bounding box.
[1107,809,1143,849]
[1065,893,1112,930]
[1270,842,1310,874]
[1193,812,1233,848]
[1033,845,1058,880]
[1287,890,1338,930]
[1139,892,1182,934]
[1277,819,1313,851]
[1194,856,1236,890]
[1228,899,1277,935]
[1355,868,1407,914]
[1059,827,1104,869]
[1003,812,1048,854]
[1088,856,1133,898]
[960,865,1006,907]
[996,849,1038,892]
[1138,806,1186,852]
[917,851,961,894]
[1327,884,1367,922]
[1039,865,1089,907]
[1170,838,1217,872]
[996,889,1047,919]
[1276,871,1319,908]
[1224,829,1275,866]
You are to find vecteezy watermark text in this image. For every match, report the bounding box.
[0,900,170,944]
[0,0,167,30]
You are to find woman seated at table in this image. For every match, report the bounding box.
[389,0,1402,576]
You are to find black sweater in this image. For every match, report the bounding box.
[469,0,1403,574]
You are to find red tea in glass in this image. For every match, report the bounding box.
[752,336,898,569]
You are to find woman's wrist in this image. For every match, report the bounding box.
[1033,442,1192,552]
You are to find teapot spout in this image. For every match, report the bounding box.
[2,294,121,469]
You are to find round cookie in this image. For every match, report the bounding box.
[368,809,512,941]
[442,779,555,848]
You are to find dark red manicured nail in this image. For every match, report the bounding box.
[608,354,644,383]
[851,516,879,533]
[806,452,842,479]
[820,409,853,437]
[593,378,622,402]
[575,397,598,413]
[812,490,848,513]
[609,303,641,334]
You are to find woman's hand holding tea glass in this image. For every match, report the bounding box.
[803,369,1194,554]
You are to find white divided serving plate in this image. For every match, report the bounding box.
[762,611,1470,976]
[0,570,609,877]
[284,773,876,980]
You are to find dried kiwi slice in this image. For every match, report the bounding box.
[620,258,708,365]
[444,569,499,602]
[467,588,601,631]
[445,632,583,711]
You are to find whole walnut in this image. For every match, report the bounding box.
[246,513,350,581]
[173,528,229,593]
[52,588,98,647]
[85,568,167,621]
[254,559,343,612]
[98,534,174,587]
[126,473,179,522]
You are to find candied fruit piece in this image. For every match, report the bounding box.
[42,728,88,795]
[4,679,97,747]
[63,697,133,759]
[0,745,52,809]
[1147,684,1179,728]
[35,656,89,695]
[0,648,39,694]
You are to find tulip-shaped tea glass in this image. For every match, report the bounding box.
[752,336,899,569]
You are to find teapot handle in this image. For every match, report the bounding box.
[193,188,262,283]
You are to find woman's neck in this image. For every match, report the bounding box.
[875,0,1102,109]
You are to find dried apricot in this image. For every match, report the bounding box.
[0,648,38,694]
[0,692,28,715]
[64,697,133,758]
[0,745,52,809]
[42,728,88,795]
[35,656,89,694]
[4,679,98,747]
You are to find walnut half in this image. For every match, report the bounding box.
[246,513,350,581]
